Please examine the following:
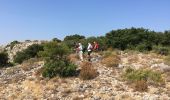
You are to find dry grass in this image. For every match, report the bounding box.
[45,81,56,91]
[164,55,170,66]
[21,58,40,71]
[67,54,79,63]
[79,62,98,80]
[6,67,18,75]
[22,80,43,98]
[134,80,148,92]
[121,94,135,100]
[50,77,59,83]
[128,55,139,63]
[165,72,170,82]
[34,67,44,77]
[62,88,72,94]
[73,96,83,100]
[11,74,26,83]
[101,51,120,67]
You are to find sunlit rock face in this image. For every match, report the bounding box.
[5,41,42,62]
[0,45,4,53]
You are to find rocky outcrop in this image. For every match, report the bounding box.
[5,41,43,62]
[0,45,4,53]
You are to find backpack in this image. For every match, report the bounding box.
[82,45,86,53]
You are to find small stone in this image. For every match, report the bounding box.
[92,95,101,100]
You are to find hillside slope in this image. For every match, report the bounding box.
[0,51,169,100]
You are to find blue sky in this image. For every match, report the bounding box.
[0,0,170,45]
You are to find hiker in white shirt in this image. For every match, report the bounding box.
[77,43,83,61]
[87,43,93,61]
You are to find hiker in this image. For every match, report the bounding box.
[87,42,93,61]
[77,43,83,61]
[74,42,79,54]
[93,41,99,51]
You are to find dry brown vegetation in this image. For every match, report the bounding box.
[34,67,44,77]
[128,55,139,63]
[73,96,84,100]
[22,80,43,98]
[21,58,40,71]
[120,94,135,100]
[67,54,79,63]
[134,80,148,92]
[164,55,170,66]
[165,72,170,82]
[79,62,98,80]
[101,51,120,67]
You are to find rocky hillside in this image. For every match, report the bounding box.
[0,51,169,100]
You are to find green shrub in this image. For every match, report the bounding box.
[125,67,134,73]
[136,43,152,52]
[14,44,43,64]
[63,34,85,48]
[52,38,61,42]
[124,68,164,84]
[14,52,29,64]
[153,46,169,56]
[124,67,164,92]
[38,42,70,60]
[42,60,77,78]
[8,40,20,49]
[39,41,77,78]
[0,52,9,67]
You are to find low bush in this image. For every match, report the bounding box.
[14,52,29,64]
[52,38,61,42]
[14,44,43,64]
[38,42,70,60]
[101,51,120,67]
[124,67,164,85]
[124,67,164,92]
[39,41,77,78]
[42,60,77,78]
[164,55,170,66]
[153,46,169,56]
[79,62,98,80]
[0,52,9,67]
[136,43,152,52]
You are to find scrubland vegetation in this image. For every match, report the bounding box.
[0,28,170,99]
[0,52,9,67]
[1,28,170,79]
[14,44,43,64]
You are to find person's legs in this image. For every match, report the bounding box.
[88,51,92,61]
[79,51,83,61]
